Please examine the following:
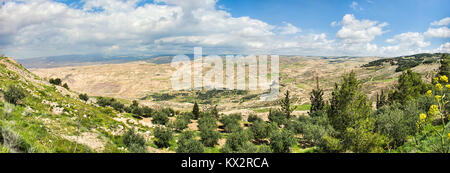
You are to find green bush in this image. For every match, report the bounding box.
[199,129,220,147]
[49,78,62,85]
[4,85,26,105]
[221,129,252,153]
[153,126,173,148]
[268,109,287,126]
[249,120,276,141]
[270,129,296,153]
[0,126,32,153]
[176,131,204,153]
[247,114,262,123]
[79,93,89,102]
[172,115,190,132]
[152,111,169,125]
[220,114,242,133]
[122,129,147,153]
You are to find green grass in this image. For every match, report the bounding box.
[295,104,311,111]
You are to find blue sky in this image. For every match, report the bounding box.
[0,0,449,58]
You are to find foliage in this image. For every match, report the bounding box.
[280,90,294,118]
[388,70,428,104]
[192,102,200,119]
[153,126,173,148]
[249,120,276,141]
[221,129,252,153]
[219,114,242,133]
[122,129,147,153]
[270,129,296,153]
[79,93,89,102]
[49,78,62,85]
[62,83,69,90]
[438,53,450,77]
[309,88,325,116]
[198,115,220,147]
[171,114,190,132]
[268,109,287,126]
[247,114,262,123]
[152,111,169,125]
[176,131,204,153]
[3,85,26,105]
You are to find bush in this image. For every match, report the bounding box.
[192,102,200,119]
[221,129,252,153]
[247,114,262,123]
[249,120,276,141]
[199,129,220,147]
[79,93,89,102]
[220,114,242,133]
[161,107,175,117]
[297,115,336,147]
[4,85,26,105]
[122,129,147,153]
[270,129,296,153]
[172,115,190,132]
[62,83,69,89]
[49,78,62,85]
[268,109,287,126]
[176,131,204,153]
[0,126,32,153]
[153,126,173,148]
[152,111,169,125]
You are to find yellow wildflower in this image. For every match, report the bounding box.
[419,113,427,122]
[435,95,442,102]
[426,90,432,97]
[448,133,450,140]
[433,77,439,83]
[447,84,450,90]
[440,75,448,83]
[428,105,439,116]
[436,83,443,90]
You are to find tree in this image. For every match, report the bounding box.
[192,102,200,119]
[249,120,276,142]
[172,115,190,132]
[270,129,296,153]
[152,111,169,125]
[247,114,262,123]
[153,126,173,148]
[268,109,287,126]
[176,131,204,153]
[280,90,294,119]
[49,78,62,85]
[221,129,252,153]
[62,83,69,90]
[438,53,450,77]
[376,90,387,109]
[198,115,220,147]
[4,85,26,105]
[79,93,89,102]
[219,114,242,133]
[122,129,147,153]
[328,71,372,134]
[309,75,325,116]
[388,69,427,104]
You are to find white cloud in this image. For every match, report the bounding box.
[350,1,363,11]
[431,17,450,26]
[336,14,388,43]
[381,32,430,56]
[276,22,301,35]
[433,42,450,53]
[424,27,450,38]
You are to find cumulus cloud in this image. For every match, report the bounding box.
[424,27,450,38]
[350,1,363,11]
[336,14,388,44]
[431,17,450,26]
[434,42,450,53]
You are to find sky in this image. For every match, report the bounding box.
[0,0,449,59]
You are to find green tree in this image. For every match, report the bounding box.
[198,115,220,147]
[270,129,296,153]
[49,78,62,85]
[172,115,190,132]
[220,114,242,133]
[328,71,372,134]
[280,90,294,119]
[4,85,26,105]
[268,109,287,126]
[438,53,450,77]
[152,111,169,125]
[122,129,147,153]
[309,88,325,117]
[376,90,387,109]
[79,93,89,102]
[176,131,204,153]
[388,69,427,104]
[154,126,173,148]
[249,120,276,142]
[62,83,69,89]
[192,102,200,119]
[221,129,252,153]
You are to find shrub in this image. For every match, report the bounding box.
[220,114,242,133]
[249,120,276,141]
[192,102,200,119]
[0,126,32,153]
[172,115,190,132]
[153,126,173,148]
[161,107,175,117]
[199,129,220,147]
[270,129,296,153]
[49,78,62,85]
[247,114,262,123]
[268,109,287,126]
[122,129,147,153]
[4,85,26,105]
[79,93,89,102]
[176,131,204,153]
[221,129,252,153]
[280,90,294,118]
[152,111,169,125]
[62,83,69,89]
[198,115,217,131]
